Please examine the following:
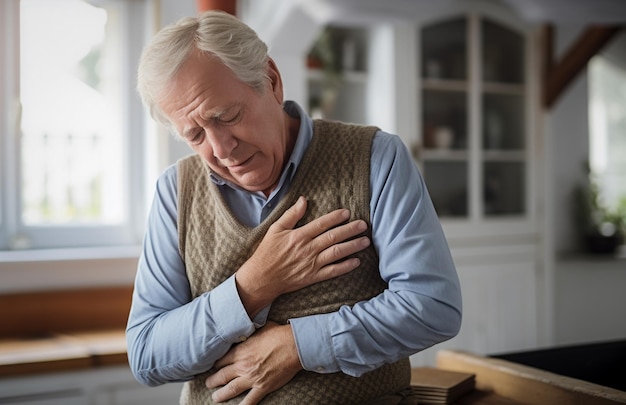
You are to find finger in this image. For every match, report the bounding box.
[239,388,267,405]
[213,349,235,370]
[317,235,371,267]
[211,377,250,403]
[317,257,362,281]
[298,207,351,239]
[272,196,307,231]
[313,219,368,251]
[205,365,236,389]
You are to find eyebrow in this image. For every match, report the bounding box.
[201,103,240,121]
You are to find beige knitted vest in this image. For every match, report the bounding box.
[176,120,410,405]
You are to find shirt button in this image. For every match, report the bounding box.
[238,336,248,342]
[316,366,325,372]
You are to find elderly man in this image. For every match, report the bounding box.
[126,10,462,405]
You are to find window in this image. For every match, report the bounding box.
[1,0,150,250]
[589,42,626,213]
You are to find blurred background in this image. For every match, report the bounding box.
[0,0,625,403]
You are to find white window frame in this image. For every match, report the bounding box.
[0,0,152,251]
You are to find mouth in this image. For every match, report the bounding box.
[227,154,255,173]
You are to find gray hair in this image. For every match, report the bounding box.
[137,10,269,128]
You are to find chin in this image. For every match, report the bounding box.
[241,180,275,195]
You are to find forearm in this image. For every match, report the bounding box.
[126,275,268,386]
[290,286,462,377]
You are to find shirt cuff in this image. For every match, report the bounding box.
[289,313,340,374]
[209,275,265,343]
[252,305,271,328]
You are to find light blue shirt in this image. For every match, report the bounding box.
[126,101,462,387]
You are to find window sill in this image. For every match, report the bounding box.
[0,245,141,263]
[0,245,141,293]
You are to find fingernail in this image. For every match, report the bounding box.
[342,209,351,219]
[361,237,370,247]
[357,220,367,231]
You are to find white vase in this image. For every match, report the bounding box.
[434,127,454,149]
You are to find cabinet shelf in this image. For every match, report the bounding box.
[483,82,525,95]
[307,68,368,84]
[421,149,469,161]
[483,150,525,161]
[422,79,468,92]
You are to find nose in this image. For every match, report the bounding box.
[205,127,237,160]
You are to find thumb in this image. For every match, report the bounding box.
[273,196,307,231]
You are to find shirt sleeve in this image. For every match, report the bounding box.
[125,166,269,386]
[289,132,463,377]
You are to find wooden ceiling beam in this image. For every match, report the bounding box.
[543,24,622,109]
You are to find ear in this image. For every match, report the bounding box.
[266,58,284,104]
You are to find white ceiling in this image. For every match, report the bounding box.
[500,0,626,24]
[300,0,626,25]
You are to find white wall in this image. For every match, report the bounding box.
[547,26,626,346]
[554,257,626,346]
[546,25,591,254]
[547,74,590,253]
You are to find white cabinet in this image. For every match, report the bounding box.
[412,5,543,361]
[409,9,541,363]
[410,241,539,368]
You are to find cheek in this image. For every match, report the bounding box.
[249,107,281,144]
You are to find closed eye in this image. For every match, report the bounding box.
[215,110,241,125]
[189,131,204,145]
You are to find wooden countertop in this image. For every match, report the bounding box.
[0,329,127,377]
[0,287,132,377]
[436,349,626,405]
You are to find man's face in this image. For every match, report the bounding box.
[158,50,291,196]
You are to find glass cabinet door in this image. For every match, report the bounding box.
[420,15,527,220]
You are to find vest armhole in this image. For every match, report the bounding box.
[176,155,199,262]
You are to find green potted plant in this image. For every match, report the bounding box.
[573,164,626,254]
